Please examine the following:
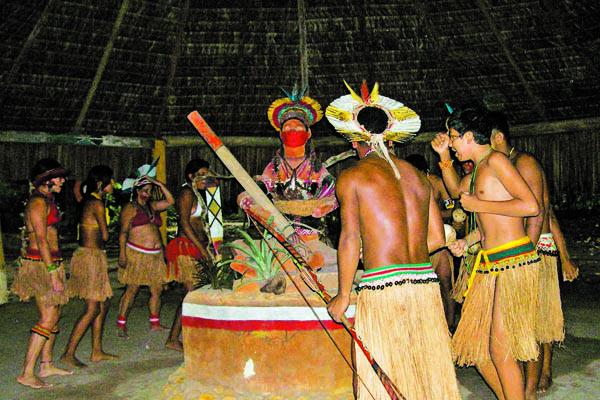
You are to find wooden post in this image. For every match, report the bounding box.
[0,219,7,304]
[74,0,130,131]
[297,0,309,90]
[153,139,168,244]
[476,0,545,118]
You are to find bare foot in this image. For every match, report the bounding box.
[59,353,87,368]
[538,374,553,393]
[149,324,169,332]
[165,340,183,352]
[525,391,538,400]
[116,327,129,339]
[17,374,52,389]
[90,352,119,362]
[39,362,74,377]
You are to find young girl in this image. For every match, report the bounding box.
[12,158,73,388]
[61,165,118,367]
[116,174,174,337]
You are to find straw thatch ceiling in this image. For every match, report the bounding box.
[1,0,599,138]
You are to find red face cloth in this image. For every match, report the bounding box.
[281,130,310,147]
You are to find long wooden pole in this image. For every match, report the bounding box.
[153,139,168,244]
[0,219,7,304]
[74,0,130,131]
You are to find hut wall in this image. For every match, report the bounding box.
[1,127,598,219]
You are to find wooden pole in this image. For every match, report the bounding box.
[157,0,190,133]
[0,219,7,304]
[0,0,56,110]
[297,0,309,90]
[74,0,130,131]
[476,0,545,118]
[153,139,168,244]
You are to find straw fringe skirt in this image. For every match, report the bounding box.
[536,254,564,343]
[452,256,541,366]
[11,259,69,307]
[168,255,197,285]
[118,246,167,287]
[67,247,112,301]
[355,283,461,400]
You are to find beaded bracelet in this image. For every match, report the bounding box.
[438,159,454,170]
[47,263,59,273]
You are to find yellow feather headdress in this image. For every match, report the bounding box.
[267,85,323,132]
[325,81,421,179]
[325,80,421,144]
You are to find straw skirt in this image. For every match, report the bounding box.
[452,252,541,366]
[118,246,167,287]
[355,282,461,400]
[11,258,69,307]
[67,247,113,301]
[535,253,564,343]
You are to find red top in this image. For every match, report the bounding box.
[131,206,162,228]
[47,201,61,226]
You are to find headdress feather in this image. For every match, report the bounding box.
[326,80,421,179]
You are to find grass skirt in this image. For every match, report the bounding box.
[355,282,461,400]
[536,253,564,343]
[452,244,541,366]
[118,246,167,288]
[67,247,113,301]
[165,237,204,285]
[11,258,68,307]
[169,255,197,285]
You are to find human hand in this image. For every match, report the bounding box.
[459,192,479,212]
[448,239,467,257]
[327,294,350,324]
[312,200,335,218]
[431,132,451,156]
[562,258,579,281]
[237,192,254,210]
[50,273,65,292]
[118,253,127,268]
[143,175,163,186]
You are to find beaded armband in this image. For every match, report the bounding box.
[47,263,59,273]
[443,198,455,209]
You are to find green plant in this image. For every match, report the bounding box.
[219,228,289,282]
[194,257,237,290]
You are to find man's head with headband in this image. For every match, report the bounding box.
[325,80,421,179]
[30,158,69,189]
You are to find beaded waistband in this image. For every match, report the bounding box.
[464,237,540,297]
[537,233,558,256]
[357,263,438,291]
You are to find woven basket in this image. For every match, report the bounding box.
[274,198,327,217]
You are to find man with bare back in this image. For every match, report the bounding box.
[325,82,460,400]
[441,106,540,400]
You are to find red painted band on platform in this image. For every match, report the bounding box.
[182,316,353,331]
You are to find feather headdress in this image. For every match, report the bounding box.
[325,80,421,179]
[267,84,323,132]
[122,157,159,192]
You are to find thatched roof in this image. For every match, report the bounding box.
[1,0,599,138]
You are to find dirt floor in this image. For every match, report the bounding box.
[1,211,599,399]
